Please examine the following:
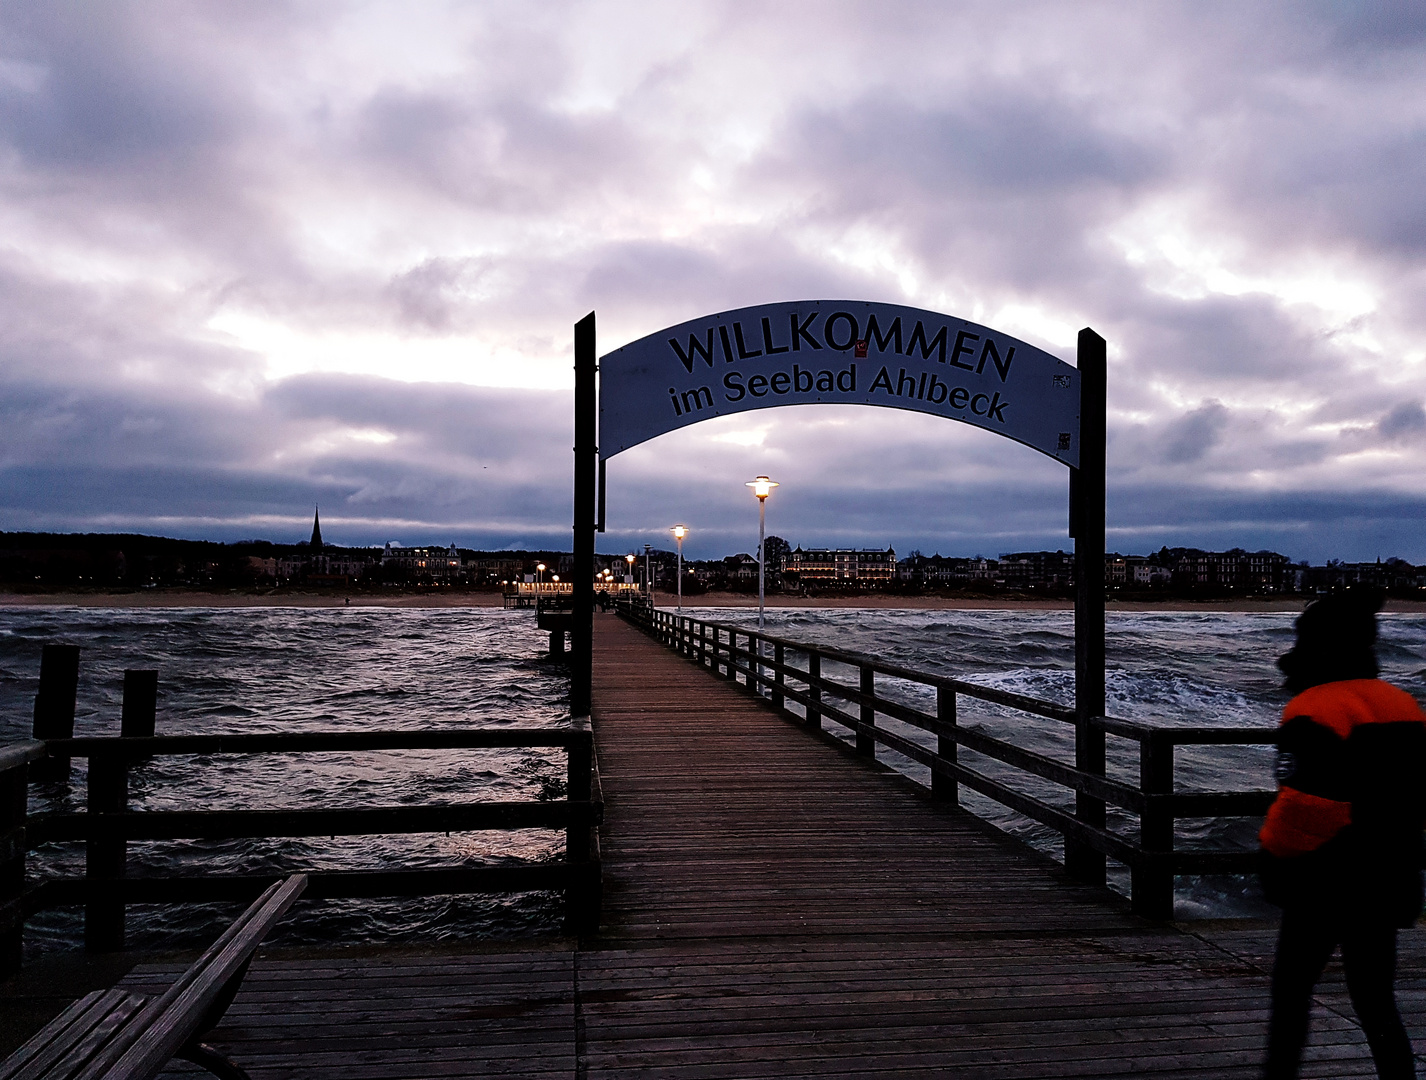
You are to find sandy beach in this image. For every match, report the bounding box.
[3,588,1422,613]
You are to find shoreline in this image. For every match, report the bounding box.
[3,588,1422,613]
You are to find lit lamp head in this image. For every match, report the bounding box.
[552,574,559,582]
[672,525,688,542]
[746,475,778,501]
[537,563,546,573]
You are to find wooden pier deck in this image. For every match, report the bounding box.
[10,612,1423,1077]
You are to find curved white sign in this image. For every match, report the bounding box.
[599,300,1082,467]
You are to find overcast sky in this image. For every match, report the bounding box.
[1,2,1424,562]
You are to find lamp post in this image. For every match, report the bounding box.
[644,544,653,605]
[536,562,546,588]
[745,476,778,630]
[625,553,635,596]
[671,525,688,614]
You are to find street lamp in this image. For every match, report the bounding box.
[745,476,778,630]
[671,525,688,614]
[536,562,546,587]
[644,544,653,604]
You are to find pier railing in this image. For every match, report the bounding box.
[0,722,601,975]
[618,602,1275,920]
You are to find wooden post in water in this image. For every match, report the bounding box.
[1067,327,1107,886]
[85,751,128,951]
[1134,732,1174,919]
[933,687,958,804]
[32,644,80,781]
[571,312,596,717]
[121,670,158,741]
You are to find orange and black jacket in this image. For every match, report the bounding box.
[1259,679,1426,924]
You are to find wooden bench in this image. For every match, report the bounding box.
[1,874,306,1080]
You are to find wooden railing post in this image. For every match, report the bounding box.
[807,654,822,729]
[565,722,594,933]
[32,643,80,782]
[0,744,39,978]
[1133,731,1174,919]
[772,644,784,711]
[933,687,958,804]
[85,748,128,951]
[725,631,737,682]
[857,665,875,757]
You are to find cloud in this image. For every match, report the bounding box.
[1,2,1425,562]
[1158,401,1230,464]
[1378,401,1426,442]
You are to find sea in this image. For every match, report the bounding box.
[2,604,1424,953]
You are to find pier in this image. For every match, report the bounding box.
[4,612,1424,1077]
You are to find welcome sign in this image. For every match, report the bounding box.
[598,300,1082,467]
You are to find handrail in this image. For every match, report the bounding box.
[0,720,603,970]
[617,600,1276,919]
[44,729,590,757]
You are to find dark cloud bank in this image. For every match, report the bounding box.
[1,2,1424,562]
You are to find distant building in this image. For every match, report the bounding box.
[309,506,323,548]
[1169,548,1292,592]
[784,547,897,585]
[897,554,998,586]
[1105,554,1171,587]
[381,543,463,580]
[1304,557,1419,593]
[998,551,1075,590]
[724,554,760,582]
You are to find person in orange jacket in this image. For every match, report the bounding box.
[1260,587,1426,1079]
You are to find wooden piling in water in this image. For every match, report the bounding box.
[31,644,79,782]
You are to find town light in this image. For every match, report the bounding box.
[746,476,778,501]
[671,525,688,615]
[745,476,777,631]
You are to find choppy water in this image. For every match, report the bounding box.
[0,607,571,957]
[4,606,1425,943]
[695,607,1426,918]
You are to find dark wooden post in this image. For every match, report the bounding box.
[564,722,594,934]
[933,687,958,804]
[725,631,737,682]
[1067,327,1107,886]
[121,670,158,741]
[85,750,128,951]
[1133,732,1174,919]
[32,644,80,781]
[807,654,822,729]
[857,665,875,757]
[0,743,39,978]
[772,644,785,711]
[571,312,596,718]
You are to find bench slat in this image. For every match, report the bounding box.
[39,995,147,1080]
[79,873,306,1080]
[1,990,145,1080]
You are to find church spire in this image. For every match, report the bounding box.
[310,505,322,548]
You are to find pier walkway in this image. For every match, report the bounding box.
[10,613,1418,1077]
